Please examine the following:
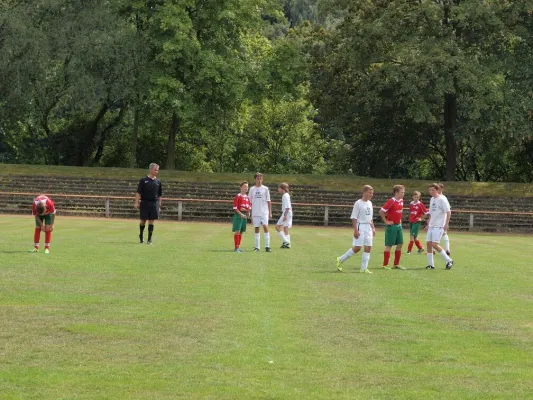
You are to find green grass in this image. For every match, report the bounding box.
[3,163,533,197]
[1,215,532,399]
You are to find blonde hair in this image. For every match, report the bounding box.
[438,183,444,189]
[362,185,373,193]
[254,172,263,179]
[412,191,421,197]
[278,182,290,193]
[393,185,405,194]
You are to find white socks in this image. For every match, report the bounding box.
[254,233,260,248]
[278,231,288,243]
[442,234,450,252]
[264,233,270,248]
[426,252,434,267]
[440,249,452,263]
[361,252,370,270]
[340,248,355,262]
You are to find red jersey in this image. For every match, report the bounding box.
[380,198,404,224]
[32,195,56,216]
[233,193,251,212]
[409,201,428,223]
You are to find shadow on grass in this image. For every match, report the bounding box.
[1,250,37,254]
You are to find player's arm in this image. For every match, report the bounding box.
[49,213,55,231]
[233,196,245,218]
[352,218,360,238]
[268,201,272,219]
[158,183,163,211]
[379,209,393,225]
[35,215,45,230]
[370,219,376,236]
[134,192,140,209]
[444,211,451,232]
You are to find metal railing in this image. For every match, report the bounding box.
[1,191,533,230]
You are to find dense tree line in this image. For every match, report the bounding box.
[1,0,532,181]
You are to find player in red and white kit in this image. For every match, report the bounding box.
[232,181,251,252]
[379,185,406,269]
[32,195,56,254]
[407,191,428,255]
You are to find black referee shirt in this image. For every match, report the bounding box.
[137,176,162,201]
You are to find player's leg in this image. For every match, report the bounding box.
[33,216,43,252]
[360,227,373,273]
[407,223,415,253]
[262,216,271,252]
[237,217,246,252]
[275,216,288,247]
[44,215,53,253]
[147,202,158,244]
[147,219,155,244]
[283,226,290,248]
[336,240,362,271]
[253,217,261,251]
[383,225,393,268]
[393,226,404,268]
[139,202,148,243]
[442,233,451,255]
[232,214,241,251]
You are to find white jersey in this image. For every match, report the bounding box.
[249,185,271,217]
[440,194,451,210]
[350,199,373,224]
[428,195,451,228]
[281,193,292,213]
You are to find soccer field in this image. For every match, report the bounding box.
[0,215,532,399]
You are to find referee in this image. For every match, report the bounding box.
[135,163,163,244]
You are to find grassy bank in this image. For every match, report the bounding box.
[2,163,533,197]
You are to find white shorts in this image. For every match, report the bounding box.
[426,227,444,243]
[252,214,269,228]
[352,223,373,247]
[276,212,293,228]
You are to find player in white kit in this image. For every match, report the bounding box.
[249,172,272,252]
[336,185,376,273]
[438,183,451,255]
[425,183,454,270]
[275,183,292,248]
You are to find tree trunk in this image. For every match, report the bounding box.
[130,106,140,168]
[444,93,457,181]
[79,102,109,166]
[166,112,179,170]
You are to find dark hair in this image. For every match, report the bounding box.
[36,203,46,215]
[429,183,439,190]
[240,181,248,187]
[254,172,263,179]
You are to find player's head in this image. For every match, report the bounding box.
[393,185,405,199]
[437,183,444,194]
[429,183,439,197]
[254,172,263,186]
[412,191,421,201]
[149,163,159,177]
[240,181,249,193]
[36,202,46,216]
[362,185,374,200]
[278,183,289,193]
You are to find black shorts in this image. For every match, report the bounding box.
[140,201,159,221]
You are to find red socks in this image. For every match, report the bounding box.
[383,251,390,266]
[408,241,414,252]
[415,239,422,250]
[34,228,41,247]
[394,250,402,266]
[234,233,242,249]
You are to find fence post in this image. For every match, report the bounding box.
[105,198,110,218]
[469,213,474,230]
[324,206,329,227]
[178,201,183,221]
